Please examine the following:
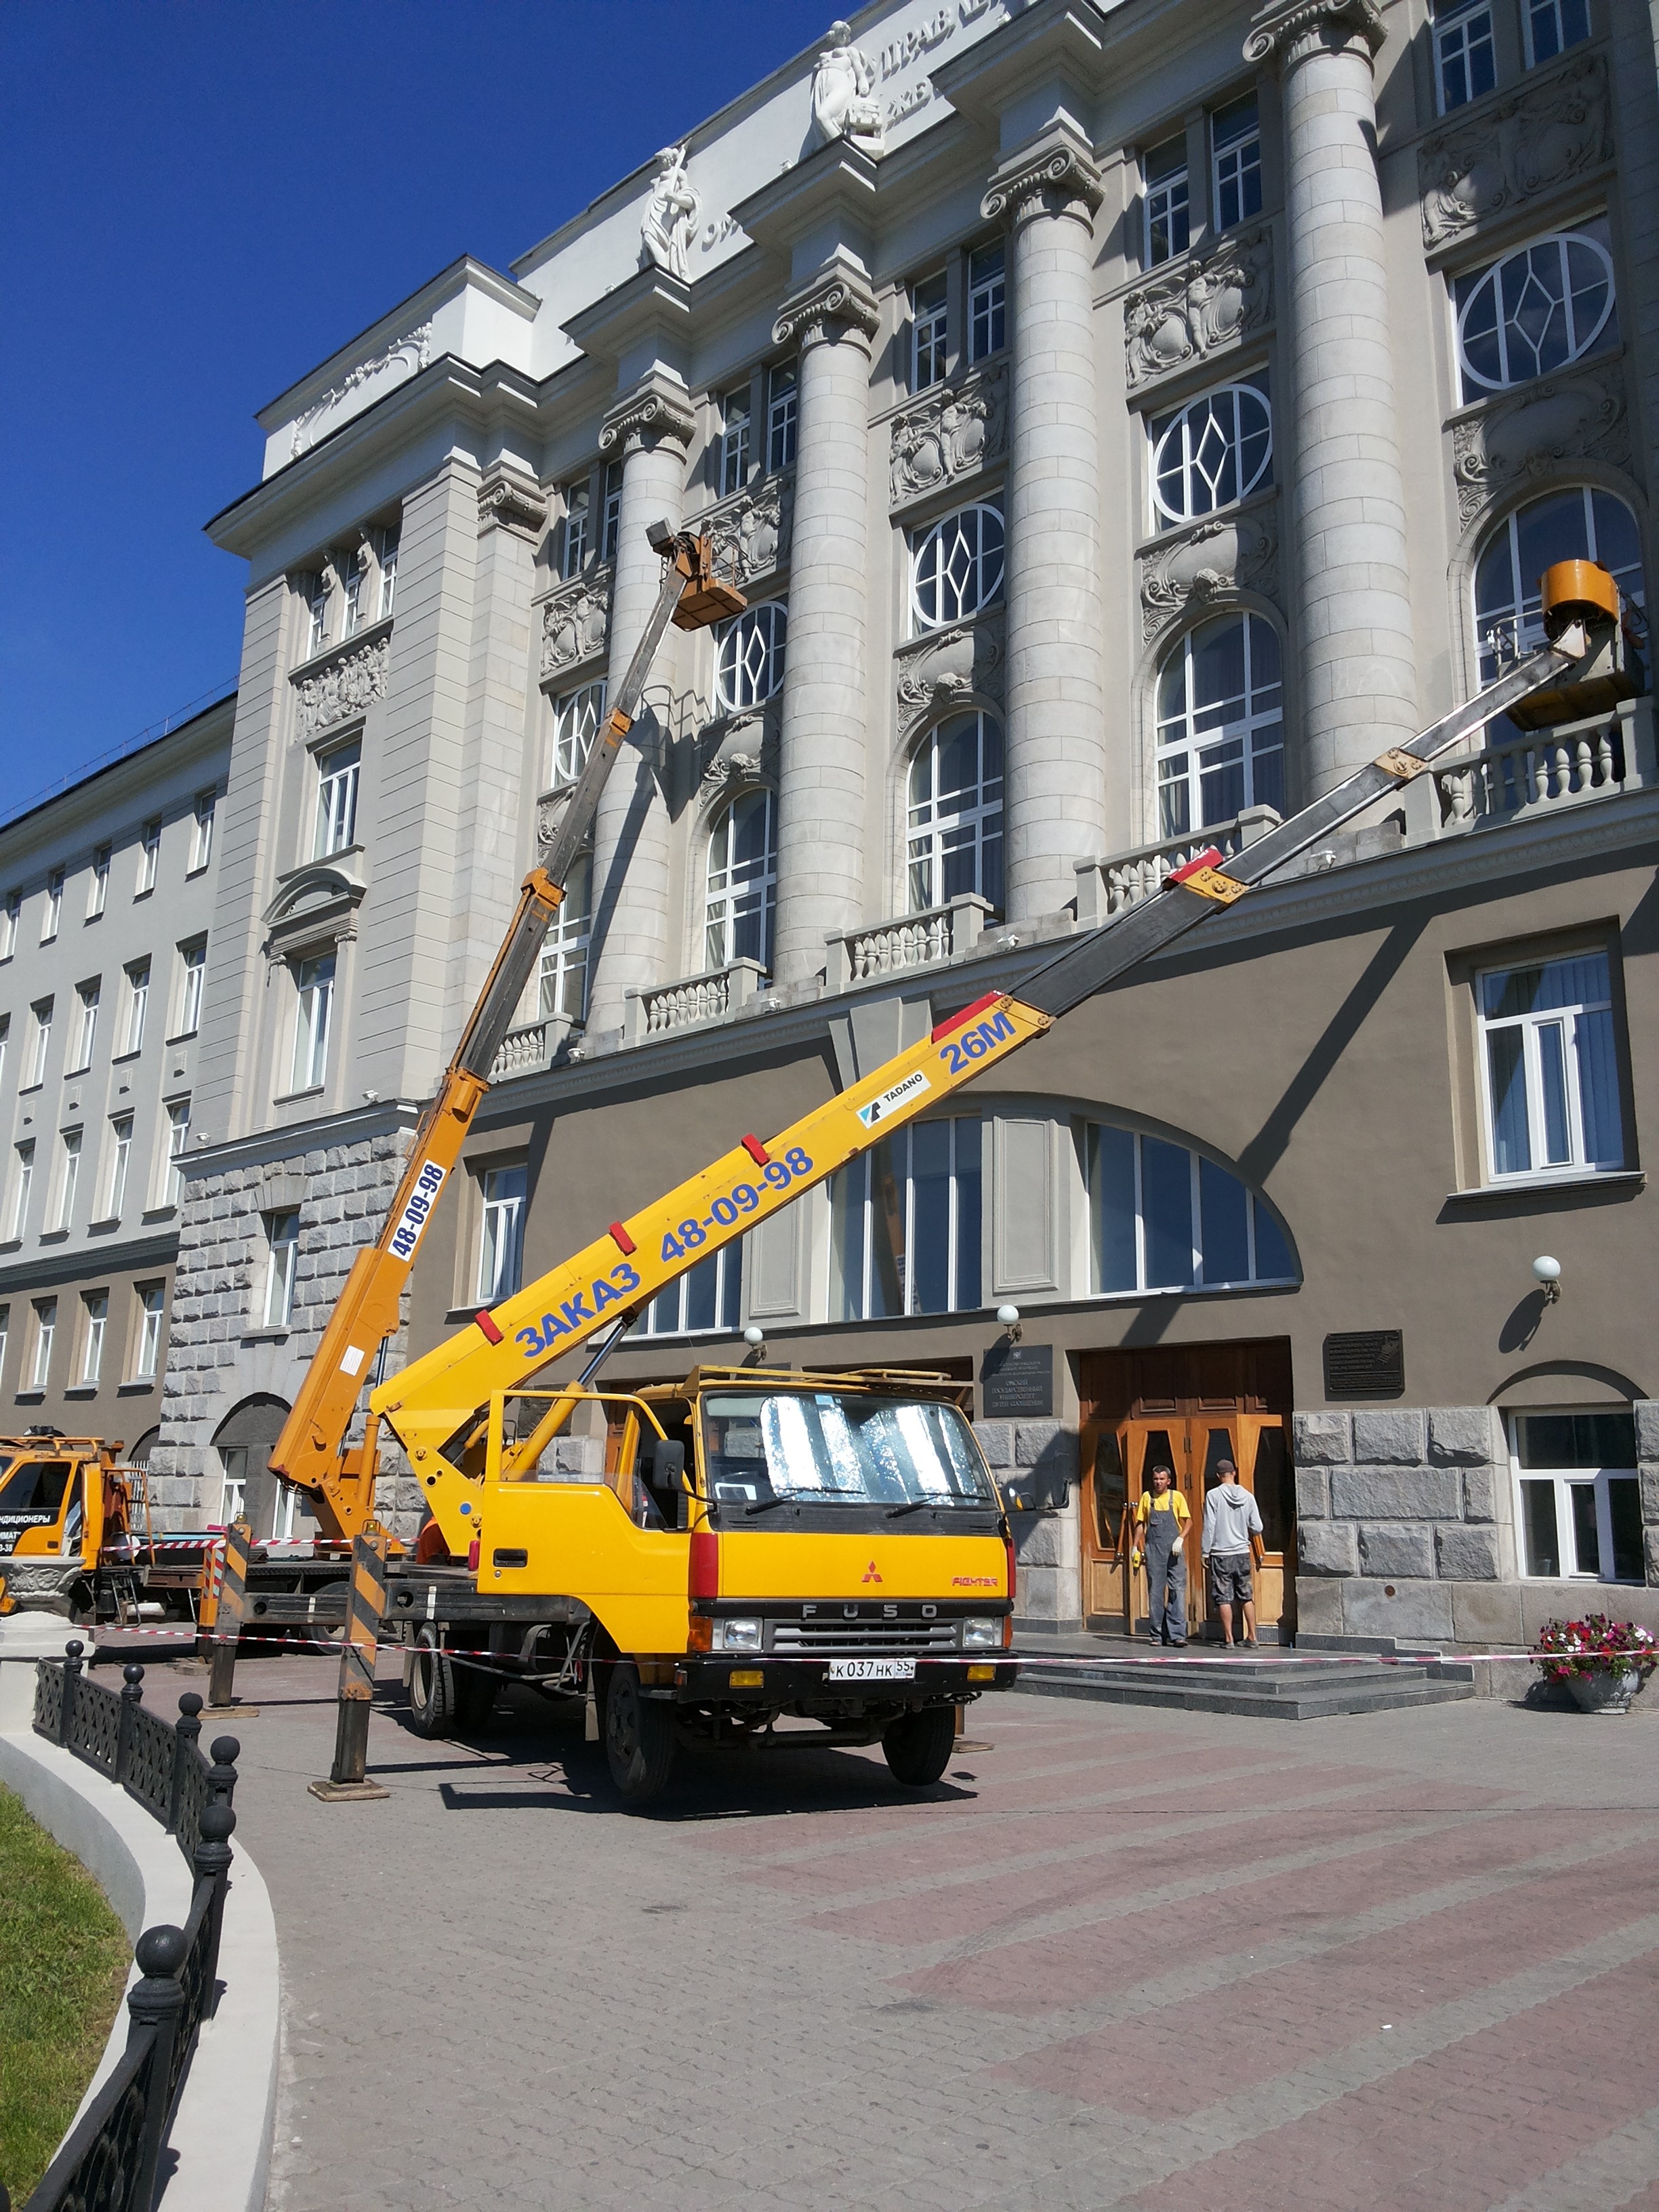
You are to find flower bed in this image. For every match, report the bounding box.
[1535,1614,1658,1684]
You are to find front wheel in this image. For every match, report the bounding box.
[882,1705,957,1788]
[603,1662,676,1805]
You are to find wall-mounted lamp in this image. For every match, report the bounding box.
[743,1324,766,1353]
[996,1303,1022,1343]
[1532,1254,1562,1305]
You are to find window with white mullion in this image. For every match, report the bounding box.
[1525,0,1589,67]
[1473,486,1644,684]
[264,1210,300,1328]
[830,1119,983,1322]
[562,481,592,578]
[705,791,777,973]
[313,739,361,859]
[911,270,948,391]
[550,681,607,789]
[968,243,1005,362]
[1210,95,1261,232]
[1478,950,1622,1181]
[910,504,1004,632]
[1151,379,1272,526]
[1086,1123,1296,1295]
[1155,613,1285,838]
[635,1242,743,1338]
[1512,1409,1642,1584]
[1454,226,1616,400]
[537,852,590,1023]
[1143,135,1190,268]
[907,713,1004,916]
[1434,0,1496,111]
[291,954,335,1092]
[476,1166,527,1305]
[719,388,752,497]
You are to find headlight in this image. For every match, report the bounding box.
[962,1618,1001,1650]
[716,1618,763,1653]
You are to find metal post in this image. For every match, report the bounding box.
[58,1636,85,1748]
[167,1692,203,1833]
[190,1800,237,2019]
[206,1521,251,1710]
[125,1923,189,2208]
[312,1525,391,1799]
[115,1662,145,1787]
[206,1734,241,1808]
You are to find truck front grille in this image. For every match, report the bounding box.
[771,1621,962,1654]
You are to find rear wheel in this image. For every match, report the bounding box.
[882,1705,957,1788]
[406,1627,497,1738]
[603,1662,676,1805]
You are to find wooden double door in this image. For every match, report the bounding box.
[1080,1341,1296,1641]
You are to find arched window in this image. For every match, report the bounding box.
[1155,614,1284,839]
[1455,228,1616,397]
[1151,380,1272,525]
[537,851,590,1023]
[830,1117,982,1319]
[912,504,1004,630]
[1473,487,1645,682]
[716,603,787,710]
[705,790,777,972]
[907,712,1004,914]
[1086,1123,1296,1294]
[550,680,606,788]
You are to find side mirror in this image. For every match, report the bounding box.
[642,1438,686,1487]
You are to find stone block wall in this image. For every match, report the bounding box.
[151,1127,417,1533]
[975,1418,1081,1631]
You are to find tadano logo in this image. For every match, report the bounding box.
[857,1070,930,1127]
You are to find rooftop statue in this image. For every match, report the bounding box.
[808,20,886,159]
[640,144,701,283]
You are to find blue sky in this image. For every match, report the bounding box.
[0,0,830,816]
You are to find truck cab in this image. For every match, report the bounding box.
[0,1436,119,1616]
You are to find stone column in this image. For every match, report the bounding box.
[1245,0,1417,798]
[583,373,695,1038]
[771,258,879,988]
[982,128,1107,925]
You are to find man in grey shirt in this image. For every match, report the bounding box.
[1201,1460,1263,1647]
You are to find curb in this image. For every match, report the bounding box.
[0,1726,279,2212]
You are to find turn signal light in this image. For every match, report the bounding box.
[967,1664,996,1682]
[729,1668,764,1687]
[687,1614,713,1653]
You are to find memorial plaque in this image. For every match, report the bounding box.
[980,1343,1054,1418]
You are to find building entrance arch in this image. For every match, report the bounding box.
[211,1394,302,1540]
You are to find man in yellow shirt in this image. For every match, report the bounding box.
[1132,1464,1190,1646]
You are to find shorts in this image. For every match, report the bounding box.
[1208,1553,1253,1606]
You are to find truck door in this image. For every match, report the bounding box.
[0,1458,77,1559]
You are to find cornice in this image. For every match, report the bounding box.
[771,257,881,352]
[930,0,1108,128]
[0,1229,180,1299]
[561,265,692,369]
[981,125,1103,228]
[730,141,880,263]
[0,697,235,861]
[185,1098,421,1181]
[1244,0,1386,69]
[598,370,697,458]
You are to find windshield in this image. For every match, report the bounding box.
[701,1392,996,1509]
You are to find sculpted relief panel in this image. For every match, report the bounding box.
[1452,359,1628,523]
[889,363,1008,508]
[293,634,389,741]
[289,325,432,459]
[894,616,1005,741]
[701,474,792,590]
[540,569,613,680]
[1122,228,1273,392]
[1418,51,1611,251]
[1139,510,1278,640]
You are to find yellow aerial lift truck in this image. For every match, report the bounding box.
[203,552,1631,1803]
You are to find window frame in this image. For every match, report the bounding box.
[189,792,216,874]
[1085,1120,1297,1297]
[1454,228,1617,398]
[1523,0,1590,68]
[1434,0,1497,112]
[910,502,1006,632]
[475,1163,529,1306]
[289,953,335,1094]
[78,1291,107,1387]
[162,1099,190,1208]
[830,1115,984,1322]
[968,241,1006,365]
[1209,93,1263,234]
[8,1141,35,1240]
[29,1296,57,1390]
[1150,377,1273,527]
[704,788,778,975]
[714,601,788,712]
[42,869,63,943]
[25,998,52,1088]
[1154,611,1286,840]
[136,819,161,897]
[719,387,752,497]
[537,851,591,1025]
[68,979,99,1075]
[1472,485,1644,683]
[263,1210,301,1329]
[131,1284,165,1382]
[550,680,607,790]
[88,846,110,920]
[906,711,1005,917]
[175,941,207,1040]
[1509,1407,1643,1584]
[910,268,949,392]
[307,572,331,656]
[120,961,149,1058]
[562,480,593,578]
[1142,134,1191,269]
[600,461,623,567]
[0,893,18,960]
[636,1241,743,1338]
[766,365,798,474]
[51,1129,81,1234]
[1475,947,1624,1184]
[104,1113,133,1221]
[377,533,398,621]
[312,737,361,859]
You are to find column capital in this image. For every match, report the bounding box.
[981,125,1103,231]
[771,257,880,354]
[1244,0,1385,70]
[598,370,696,460]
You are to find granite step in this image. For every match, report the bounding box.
[1011,1650,1476,1721]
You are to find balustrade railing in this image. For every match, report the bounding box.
[624,956,767,1044]
[1076,807,1281,922]
[827,893,993,989]
[1421,699,1655,836]
[488,1010,577,1082]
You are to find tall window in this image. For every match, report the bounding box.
[476,1165,527,1304]
[968,242,1005,363]
[767,365,798,473]
[264,1210,300,1328]
[79,1292,106,1387]
[1435,0,1496,110]
[104,1114,133,1219]
[1210,94,1261,232]
[562,480,592,577]
[831,1118,982,1320]
[550,681,606,788]
[1455,225,1616,398]
[912,504,1005,630]
[133,1285,164,1380]
[8,1143,35,1239]
[1474,487,1644,681]
[42,870,63,942]
[121,962,149,1056]
[307,573,331,656]
[911,270,949,390]
[720,388,752,496]
[88,846,110,919]
[907,713,1004,915]
[0,1014,8,1086]
[0,1305,7,1379]
[341,557,363,639]
[26,999,52,1086]
[163,1100,190,1206]
[377,533,398,619]
[600,461,623,565]
[716,602,787,710]
[1155,614,1284,837]
[1513,1410,1641,1583]
[29,1298,56,1389]
[291,954,335,1091]
[136,819,161,896]
[637,1243,741,1337]
[538,851,591,1024]
[68,981,99,1074]
[313,739,361,857]
[704,791,777,972]
[189,792,216,873]
[176,942,206,1037]
[1479,949,1621,1181]
[1086,1123,1296,1294]
[1,893,18,958]
[1525,0,1589,65]
[1151,379,1272,525]
[1143,135,1190,268]
[51,1130,81,1233]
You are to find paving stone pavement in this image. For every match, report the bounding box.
[142,1650,1659,2211]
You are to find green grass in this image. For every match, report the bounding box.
[0,1782,130,2204]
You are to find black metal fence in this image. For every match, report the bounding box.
[18,1643,241,2212]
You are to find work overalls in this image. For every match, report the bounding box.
[1142,1498,1188,1646]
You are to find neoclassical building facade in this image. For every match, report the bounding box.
[157,0,1659,1642]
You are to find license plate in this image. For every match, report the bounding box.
[826,1656,916,1681]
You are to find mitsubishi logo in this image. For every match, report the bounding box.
[861,1560,882,1584]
